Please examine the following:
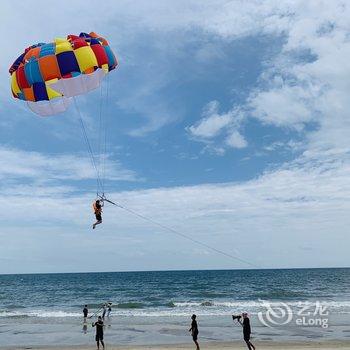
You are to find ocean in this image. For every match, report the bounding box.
[0,268,349,346]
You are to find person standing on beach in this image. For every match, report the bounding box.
[189,314,200,350]
[102,304,107,319]
[92,316,105,349]
[83,305,88,321]
[238,312,256,350]
[107,303,112,317]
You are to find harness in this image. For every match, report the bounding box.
[93,202,102,214]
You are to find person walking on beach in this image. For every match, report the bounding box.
[238,312,256,350]
[83,304,88,321]
[189,314,200,350]
[92,316,105,349]
[92,199,104,229]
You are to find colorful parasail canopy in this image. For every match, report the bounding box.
[9,32,117,116]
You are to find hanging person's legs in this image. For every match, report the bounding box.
[93,213,102,229]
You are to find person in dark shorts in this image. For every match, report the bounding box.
[238,312,256,350]
[92,199,104,229]
[92,316,105,349]
[189,314,200,350]
[83,305,88,321]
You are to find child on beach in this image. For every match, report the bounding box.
[189,314,200,350]
[92,316,105,350]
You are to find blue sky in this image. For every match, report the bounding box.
[1,0,350,273]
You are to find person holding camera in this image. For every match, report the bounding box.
[233,312,256,350]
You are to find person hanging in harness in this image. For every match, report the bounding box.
[92,199,104,229]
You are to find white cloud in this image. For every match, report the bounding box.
[241,1,350,156]
[0,147,138,182]
[184,0,350,161]
[201,145,226,156]
[225,130,247,149]
[188,101,233,138]
[187,101,246,152]
[249,85,316,130]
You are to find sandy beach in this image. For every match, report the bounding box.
[3,340,350,350]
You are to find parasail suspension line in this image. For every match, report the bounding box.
[74,96,104,196]
[99,195,259,269]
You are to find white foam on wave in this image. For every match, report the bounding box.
[174,300,350,308]
[1,300,350,318]
[0,310,80,318]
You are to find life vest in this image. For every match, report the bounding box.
[93,202,102,214]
